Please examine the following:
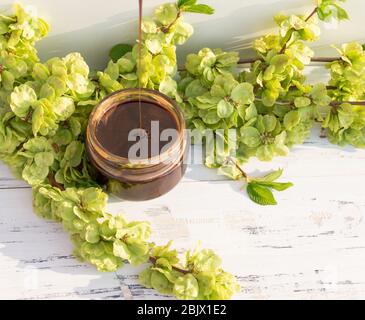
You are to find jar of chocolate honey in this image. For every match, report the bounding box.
[86,88,188,201]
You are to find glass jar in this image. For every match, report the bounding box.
[86,88,188,201]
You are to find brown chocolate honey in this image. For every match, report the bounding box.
[95,101,179,159]
[86,89,188,201]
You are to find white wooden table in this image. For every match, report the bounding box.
[1,126,365,300]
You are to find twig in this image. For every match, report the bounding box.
[279,30,293,54]
[237,58,262,65]
[48,173,65,191]
[238,57,341,65]
[226,157,248,179]
[256,97,365,107]
[161,11,181,33]
[180,56,341,71]
[311,57,341,63]
[289,85,338,92]
[149,257,190,275]
[279,7,318,54]
[24,109,33,122]
[305,7,318,22]
[331,101,365,107]
[52,143,60,154]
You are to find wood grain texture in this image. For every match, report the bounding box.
[1,127,365,300]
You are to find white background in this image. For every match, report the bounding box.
[1,0,364,69]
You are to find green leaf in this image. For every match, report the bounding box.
[155,3,179,25]
[69,118,82,137]
[337,7,349,20]
[178,0,196,8]
[244,103,258,121]
[104,61,119,80]
[256,181,294,191]
[109,44,133,63]
[231,83,254,105]
[139,268,153,288]
[141,18,158,34]
[261,89,279,107]
[151,270,173,294]
[311,83,331,106]
[32,63,50,81]
[73,207,90,223]
[48,76,67,96]
[246,183,277,206]
[254,169,283,182]
[263,114,277,132]
[202,110,220,124]
[113,239,131,260]
[188,249,222,273]
[240,127,261,147]
[173,274,199,300]
[274,13,287,26]
[118,55,136,73]
[174,21,194,44]
[159,77,181,102]
[181,4,215,15]
[39,83,56,100]
[22,163,49,186]
[63,141,84,167]
[263,65,275,81]
[53,97,75,121]
[1,70,15,91]
[151,242,179,266]
[0,21,9,35]
[38,187,64,202]
[284,110,301,130]
[125,240,150,265]
[338,108,354,129]
[81,188,108,212]
[23,137,52,153]
[186,79,207,98]
[287,42,314,65]
[217,164,243,180]
[31,105,44,136]
[317,1,349,21]
[341,42,363,61]
[10,84,37,118]
[53,128,73,146]
[67,73,90,94]
[34,152,54,167]
[145,37,162,55]
[270,54,289,73]
[195,272,215,296]
[185,53,203,75]
[294,97,311,108]
[85,224,100,244]
[217,100,234,118]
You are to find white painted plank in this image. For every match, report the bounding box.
[1,169,365,299]
[0,164,28,189]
